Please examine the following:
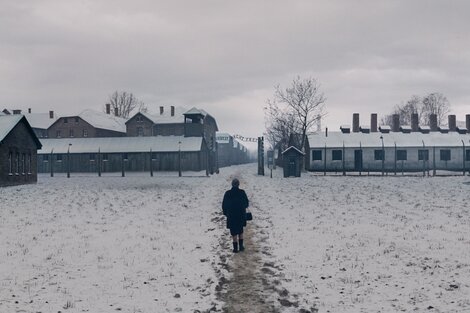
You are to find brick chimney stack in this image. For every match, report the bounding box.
[28,108,32,114]
[370,113,378,132]
[466,114,470,132]
[160,106,164,115]
[49,111,54,119]
[171,106,175,117]
[106,103,111,114]
[352,113,359,133]
[411,113,419,132]
[392,114,400,132]
[448,115,456,131]
[114,107,119,117]
[429,114,438,131]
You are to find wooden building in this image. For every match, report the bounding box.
[282,146,305,177]
[127,106,219,173]
[47,109,127,138]
[37,136,208,174]
[307,113,470,174]
[0,115,42,186]
[216,132,251,168]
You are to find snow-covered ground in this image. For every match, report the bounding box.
[1,165,470,312]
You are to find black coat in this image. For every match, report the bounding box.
[222,187,249,230]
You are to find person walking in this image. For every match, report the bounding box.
[222,178,249,253]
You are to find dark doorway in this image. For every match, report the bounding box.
[354,150,363,171]
[288,157,296,177]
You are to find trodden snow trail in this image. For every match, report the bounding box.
[212,168,313,313]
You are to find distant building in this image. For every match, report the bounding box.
[216,132,250,167]
[47,109,127,138]
[0,115,42,186]
[2,108,58,138]
[307,113,470,174]
[127,106,219,173]
[37,136,209,173]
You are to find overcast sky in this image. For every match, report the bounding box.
[2,0,470,145]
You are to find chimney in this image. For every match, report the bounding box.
[448,115,456,131]
[429,114,438,131]
[49,111,54,119]
[466,114,470,132]
[114,107,119,117]
[13,109,21,115]
[352,113,360,133]
[392,114,400,132]
[171,106,175,117]
[325,127,328,137]
[28,108,31,114]
[411,113,419,132]
[160,106,164,115]
[370,113,378,132]
[106,103,111,114]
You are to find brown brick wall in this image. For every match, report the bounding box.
[48,117,125,138]
[126,115,155,136]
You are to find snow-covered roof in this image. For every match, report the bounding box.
[184,107,206,116]
[308,131,470,148]
[282,146,305,155]
[38,136,203,154]
[24,113,58,129]
[137,107,187,124]
[77,110,127,133]
[0,115,23,142]
[216,132,231,144]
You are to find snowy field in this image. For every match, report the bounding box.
[1,165,470,312]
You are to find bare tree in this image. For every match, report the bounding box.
[381,92,450,126]
[421,92,450,125]
[105,91,147,118]
[265,76,326,150]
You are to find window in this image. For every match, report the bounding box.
[332,150,342,161]
[69,129,74,137]
[22,154,26,174]
[83,129,88,137]
[122,153,128,160]
[102,154,108,161]
[467,149,470,161]
[15,153,19,174]
[8,152,13,174]
[28,154,31,174]
[75,117,79,124]
[312,150,322,161]
[43,155,49,162]
[418,149,429,161]
[137,127,144,136]
[136,116,143,122]
[56,154,63,162]
[374,150,384,161]
[396,150,407,161]
[56,130,61,138]
[151,152,157,161]
[89,153,96,161]
[440,149,451,161]
[63,117,68,124]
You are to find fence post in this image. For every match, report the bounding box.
[394,142,397,175]
[50,149,54,177]
[98,148,102,177]
[432,146,436,176]
[150,149,154,177]
[323,144,327,176]
[342,142,346,176]
[121,154,125,177]
[462,140,466,176]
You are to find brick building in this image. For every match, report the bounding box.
[0,115,42,186]
[47,109,127,138]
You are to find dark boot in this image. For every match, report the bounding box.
[239,239,245,251]
[232,242,239,253]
